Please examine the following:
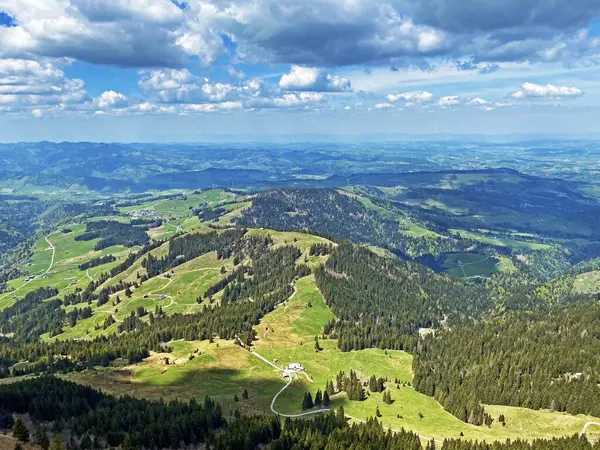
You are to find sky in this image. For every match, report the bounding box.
[1,1,600,141]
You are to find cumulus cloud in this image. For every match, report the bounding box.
[386,91,433,103]
[404,0,600,34]
[138,69,239,103]
[138,68,327,111]
[183,101,243,112]
[0,58,88,112]
[129,102,177,114]
[373,103,395,109]
[1,0,600,70]
[224,64,246,81]
[94,90,128,108]
[279,66,351,92]
[246,92,325,109]
[468,97,488,105]
[0,0,227,68]
[439,95,461,106]
[224,0,600,67]
[511,82,584,99]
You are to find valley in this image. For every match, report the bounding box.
[1,148,600,449]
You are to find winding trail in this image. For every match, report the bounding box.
[243,344,432,441]
[147,275,175,309]
[0,234,56,302]
[580,422,600,437]
[237,280,431,439]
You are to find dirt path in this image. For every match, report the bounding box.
[148,275,175,309]
[238,279,432,438]
[580,421,600,437]
[244,345,432,441]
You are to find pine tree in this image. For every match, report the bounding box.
[336,371,345,392]
[336,405,346,427]
[323,390,331,407]
[302,392,314,410]
[50,435,66,450]
[314,389,323,406]
[383,390,393,405]
[35,427,49,450]
[369,375,378,392]
[375,406,382,417]
[80,434,91,450]
[12,419,29,442]
[306,392,314,409]
[327,380,335,395]
[314,336,322,352]
[242,389,249,400]
[499,414,506,427]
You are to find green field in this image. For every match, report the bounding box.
[442,253,504,279]
[119,190,236,217]
[574,270,600,294]
[451,229,552,251]
[43,250,236,342]
[0,225,136,311]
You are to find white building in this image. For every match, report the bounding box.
[288,363,304,371]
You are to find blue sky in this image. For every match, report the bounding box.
[1,1,600,141]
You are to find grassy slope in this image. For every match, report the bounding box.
[67,273,600,443]
[0,225,136,311]
[574,270,600,294]
[43,250,235,342]
[341,189,436,238]
[450,229,552,251]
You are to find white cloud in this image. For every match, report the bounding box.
[439,95,461,106]
[1,0,600,71]
[225,65,246,81]
[183,101,243,112]
[279,66,351,92]
[130,102,176,114]
[138,68,328,111]
[0,0,196,68]
[386,91,433,103]
[373,103,395,109]
[0,59,88,112]
[94,90,128,108]
[138,69,239,103]
[468,97,488,105]
[246,92,325,109]
[512,82,584,99]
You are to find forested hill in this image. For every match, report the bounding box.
[414,302,600,422]
[236,188,476,258]
[315,244,491,351]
